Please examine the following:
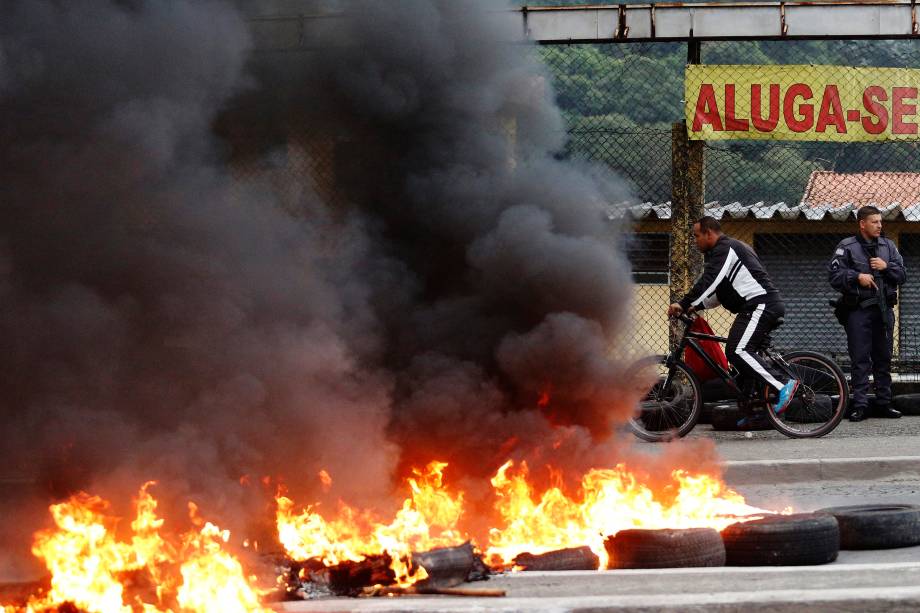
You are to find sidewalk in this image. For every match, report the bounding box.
[685,416,920,484]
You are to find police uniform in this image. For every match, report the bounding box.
[828,235,907,417]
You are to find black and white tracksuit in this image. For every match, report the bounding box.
[678,235,787,391]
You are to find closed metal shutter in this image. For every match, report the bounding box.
[754,233,849,362]
[898,234,920,365]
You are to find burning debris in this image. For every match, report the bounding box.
[277,542,492,599]
[513,546,599,572]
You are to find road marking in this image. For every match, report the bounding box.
[278,585,920,611]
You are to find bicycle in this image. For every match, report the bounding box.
[628,312,849,442]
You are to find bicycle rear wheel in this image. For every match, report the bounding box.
[627,355,702,442]
[764,350,848,438]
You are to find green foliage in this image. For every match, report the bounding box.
[537,37,920,204]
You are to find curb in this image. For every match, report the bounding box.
[278,565,920,612]
[723,455,920,484]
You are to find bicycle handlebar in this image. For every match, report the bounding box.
[669,311,697,325]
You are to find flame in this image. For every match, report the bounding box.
[4,459,781,608]
[276,458,774,579]
[176,521,266,613]
[276,461,464,586]
[3,483,270,613]
[486,460,769,567]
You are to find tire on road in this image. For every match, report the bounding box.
[605,528,725,569]
[784,394,833,423]
[816,504,920,550]
[721,513,839,566]
[701,379,736,403]
[700,401,716,425]
[710,403,771,432]
[892,393,920,416]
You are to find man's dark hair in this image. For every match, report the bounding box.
[696,216,722,233]
[857,205,881,221]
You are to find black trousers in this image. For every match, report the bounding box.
[846,306,894,410]
[726,302,787,394]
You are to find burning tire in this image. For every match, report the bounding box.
[605,528,725,569]
[514,546,599,571]
[816,505,920,550]
[721,513,839,566]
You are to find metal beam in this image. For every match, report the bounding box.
[247,1,920,52]
[519,1,920,43]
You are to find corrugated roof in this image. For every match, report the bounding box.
[610,201,920,222]
[802,171,920,209]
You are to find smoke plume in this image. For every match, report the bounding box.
[0,0,664,573]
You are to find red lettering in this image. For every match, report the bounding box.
[783,83,814,133]
[692,84,723,132]
[724,84,749,131]
[815,85,846,133]
[892,87,918,135]
[751,84,780,132]
[862,86,889,134]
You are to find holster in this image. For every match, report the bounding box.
[830,295,856,326]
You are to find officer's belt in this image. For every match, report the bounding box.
[859,297,880,308]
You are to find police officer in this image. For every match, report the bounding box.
[829,205,907,421]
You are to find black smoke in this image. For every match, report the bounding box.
[0,0,645,574]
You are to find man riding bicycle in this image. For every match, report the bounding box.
[667,216,799,419]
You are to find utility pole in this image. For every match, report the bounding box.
[669,39,704,347]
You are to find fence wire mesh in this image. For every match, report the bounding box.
[225,37,920,375]
[540,40,920,374]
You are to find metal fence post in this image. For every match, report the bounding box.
[669,124,704,346]
[668,40,705,348]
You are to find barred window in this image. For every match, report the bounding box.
[626,233,670,285]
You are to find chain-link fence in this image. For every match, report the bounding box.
[223,35,920,374]
[541,40,920,373]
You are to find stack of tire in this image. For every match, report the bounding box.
[604,505,920,570]
[846,393,920,416]
[707,396,835,431]
[708,402,772,432]
[698,380,736,426]
[892,394,920,416]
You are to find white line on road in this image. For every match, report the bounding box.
[278,585,920,612]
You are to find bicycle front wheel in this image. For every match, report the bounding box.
[627,355,702,442]
[764,350,848,438]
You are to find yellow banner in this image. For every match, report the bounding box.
[685,64,920,141]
